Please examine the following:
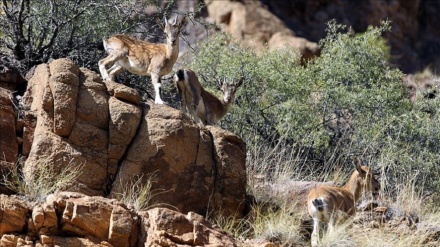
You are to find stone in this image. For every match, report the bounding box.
[144,207,238,246]
[104,80,141,105]
[0,195,30,236]
[0,88,18,163]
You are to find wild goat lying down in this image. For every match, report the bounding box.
[307,160,380,247]
[98,16,186,104]
[173,69,243,125]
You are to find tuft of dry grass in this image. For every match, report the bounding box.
[116,172,173,212]
[1,157,82,202]
[251,202,306,245]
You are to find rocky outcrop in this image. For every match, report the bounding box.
[0,58,247,219]
[252,0,440,73]
[22,59,110,196]
[0,192,239,247]
[205,0,320,60]
[110,105,247,217]
[0,57,248,243]
[0,195,30,236]
[204,0,440,73]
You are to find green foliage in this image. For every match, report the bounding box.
[186,21,440,195]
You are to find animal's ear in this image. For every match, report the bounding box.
[217,77,225,91]
[172,15,178,25]
[164,17,169,27]
[236,77,244,88]
[179,16,187,29]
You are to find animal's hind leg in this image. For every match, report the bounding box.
[311,218,321,247]
[177,85,186,112]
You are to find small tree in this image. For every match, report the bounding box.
[0,0,181,73]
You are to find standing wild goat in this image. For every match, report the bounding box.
[98,16,185,104]
[173,69,243,125]
[307,160,380,247]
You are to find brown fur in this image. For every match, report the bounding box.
[174,69,243,125]
[307,162,380,247]
[98,16,185,104]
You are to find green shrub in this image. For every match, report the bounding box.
[185,21,440,196]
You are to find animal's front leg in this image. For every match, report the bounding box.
[107,64,124,81]
[98,59,110,80]
[151,73,164,104]
[99,54,119,81]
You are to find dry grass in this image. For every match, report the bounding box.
[1,157,82,202]
[227,140,440,247]
[251,203,306,245]
[116,172,173,212]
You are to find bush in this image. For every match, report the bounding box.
[185,21,440,196]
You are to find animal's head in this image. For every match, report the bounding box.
[220,77,244,103]
[355,160,380,196]
[164,15,186,45]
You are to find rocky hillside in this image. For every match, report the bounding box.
[204,0,440,73]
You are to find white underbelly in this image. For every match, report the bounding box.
[118,59,151,76]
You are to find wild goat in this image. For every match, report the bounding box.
[173,69,243,125]
[307,160,380,247]
[98,16,186,104]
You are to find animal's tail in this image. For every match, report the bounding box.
[312,198,325,212]
[174,69,185,82]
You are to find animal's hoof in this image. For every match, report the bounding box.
[155,99,165,104]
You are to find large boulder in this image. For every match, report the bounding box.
[0,195,30,236]
[111,105,247,218]
[14,58,246,217]
[141,207,238,246]
[23,59,111,196]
